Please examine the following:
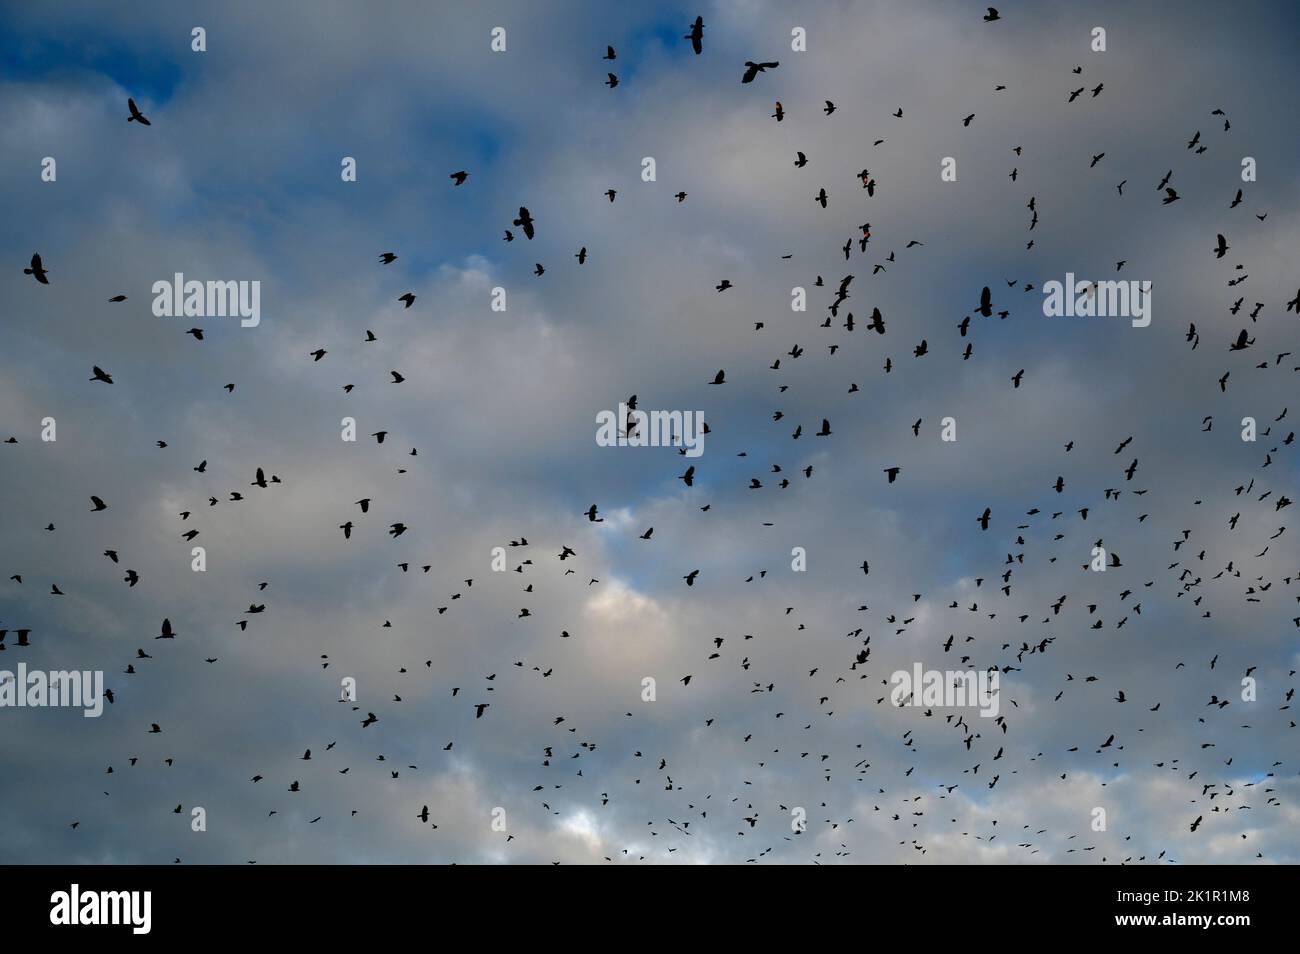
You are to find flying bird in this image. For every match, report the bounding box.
[126,97,151,125]
[513,207,535,239]
[23,253,49,284]
[684,16,704,55]
[741,61,779,83]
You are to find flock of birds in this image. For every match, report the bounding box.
[6,8,1298,864]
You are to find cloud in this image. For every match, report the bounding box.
[0,0,1296,865]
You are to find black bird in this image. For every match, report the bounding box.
[449,171,468,186]
[741,61,779,83]
[513,207,535,240]
[126,97,151,125]
[23,253,49,284]
[685,17,704,55]
[983,7,1001,21]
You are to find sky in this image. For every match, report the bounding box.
[0,0,1297,864]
